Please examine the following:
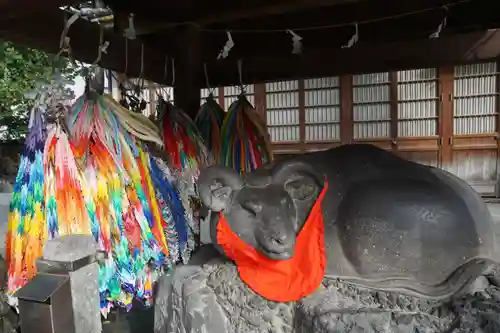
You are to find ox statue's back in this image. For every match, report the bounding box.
[155,144,500,333]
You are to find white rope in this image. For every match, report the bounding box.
[198,0,471,33]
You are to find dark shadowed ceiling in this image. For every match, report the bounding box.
[0,0,499,86]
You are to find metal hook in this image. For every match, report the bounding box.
[56,13,80,59]
[91,27,109,66]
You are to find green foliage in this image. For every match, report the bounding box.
[0,41,77,141]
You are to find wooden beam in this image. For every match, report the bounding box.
[123,0,362,35]
[2,8,500,88]
[173,25,202,119]
[196,0,362,25]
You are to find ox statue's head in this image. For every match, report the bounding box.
[197,161,323,260]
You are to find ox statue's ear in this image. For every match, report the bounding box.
[197,166,243,212]
[272,160,322,202]
[284,174,319,202]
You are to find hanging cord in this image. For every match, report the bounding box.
[197,0,472,33]
[139,43,145,94]
[158,55,168,101]
[164,54,169,81]
[140,43,145,79]
[86,27,109,95]
[171,58,176,87]
[204,63,215,97]
[125,37,129,75]
[237,59,246,95]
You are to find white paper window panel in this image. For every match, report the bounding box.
[266,109,299,126]
[266,91,299,109]
[353,103,391,122]
[398,100,437,120]
[354,122,391,139]
[224,95,255,109]
[454,116,496,135]
[398,119,437,137]
[397,68,437,82]
[454,62,497,77]
[265,80,298,92]
[224,84,255,95]
[305,124,340,141]
[304,77,340,89]
[200,88,219,99]
[353,72,389,85]
[158,87,174,103]
[398,81,437,100]
[268,126,300,142]
[304,89,340,107]
[454,96,497,117]
[353,85,390,103]
[454,76,497,96]
[305,106,340,124]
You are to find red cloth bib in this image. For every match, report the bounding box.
[217,182,328,302]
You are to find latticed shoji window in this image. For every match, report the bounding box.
[453,62,498,135]
[352,73,391,139]
[200,88,219,106]
[304,77,340,142]
[223,85,255,108]
[157,86,174,103]
[397,69,438,137]
[265,80,300,142]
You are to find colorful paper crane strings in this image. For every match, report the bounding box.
[159,98,213,173]
[221,94,273,174]
[195,94,225,163]
[5,90,203,317]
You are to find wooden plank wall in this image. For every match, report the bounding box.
[201,61,500,196]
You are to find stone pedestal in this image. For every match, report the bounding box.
[41,235,101,333]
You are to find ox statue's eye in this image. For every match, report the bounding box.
[284,177,317,201]
[242,200,262,215]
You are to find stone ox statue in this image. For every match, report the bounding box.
[154,144,499,333]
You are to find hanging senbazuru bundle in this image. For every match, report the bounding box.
[68,92,170,315]
[158,98,213,261]
[159,98,213,173]
[195,94,224,163]
[221,93,273,174]
[5,67,78,301]
[6,107,46,295]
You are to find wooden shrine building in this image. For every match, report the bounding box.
[2,0,500,195]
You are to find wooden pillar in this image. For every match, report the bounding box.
[218,87,225,109]
[495,59,500,198]
[389,71,399,152]
[438,66,454,169]
[340,74,353,144]
[254,83,267,122]
[173,25,202,119]
[298,79,306,151]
